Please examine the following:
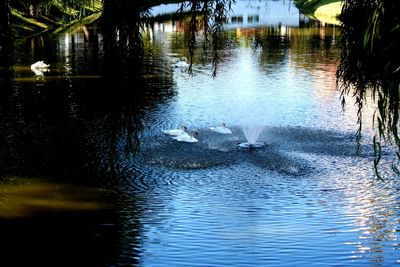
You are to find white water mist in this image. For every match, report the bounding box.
[242,123,264,145]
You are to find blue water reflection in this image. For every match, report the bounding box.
[2,1,400,266]
[116,12,399,267]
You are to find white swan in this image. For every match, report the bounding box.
[31,61,50,69]
[31,68,45,79]
[210,123,232,134]
[31,61,50,80]
[162,125,188,136]
[171,130,199,143]
[174,57,189,70]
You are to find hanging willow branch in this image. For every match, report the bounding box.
[337,0,400,178]
[0,0,13,84]
[179,0,234,76]
[210,0,231,77]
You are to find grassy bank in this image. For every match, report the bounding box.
[10,0,102,36]
[295,0,343,25]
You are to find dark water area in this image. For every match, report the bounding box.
[0,178,118,266]
[1,1,400,266]
[0,204,117,267]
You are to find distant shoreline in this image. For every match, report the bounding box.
[295,0,342,25]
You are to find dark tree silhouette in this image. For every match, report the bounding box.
[337,0,400,177]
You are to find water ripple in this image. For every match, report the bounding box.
[116,126,400,266]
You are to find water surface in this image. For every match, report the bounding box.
[1,1,399,266]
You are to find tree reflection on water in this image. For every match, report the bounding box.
[0,0,240,184]
[0,6,175,184]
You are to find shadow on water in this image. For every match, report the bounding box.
[137,126,375,176]
[137,127,308,175]
[0,0,234,184]
[0,4,171,266]
[0,20,175,186]
[0,178,119,267]
[0,71,147,184]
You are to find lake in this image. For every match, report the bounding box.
[1,1,399,266]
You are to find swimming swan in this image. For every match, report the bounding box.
[171,130,199,143]
[31,61,50,80]
[174,57,189,70]
[210,123,232,134]
[31,61,50,69]
[162,125,188,136]
[31,68,46,79]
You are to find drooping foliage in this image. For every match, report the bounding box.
[14,0,97,18]
[178,0,234,76]
[99,1,154,157]
[7,0,101,35]
[337,0,400,176]
[0,0,13,78]
[101,0,150,75]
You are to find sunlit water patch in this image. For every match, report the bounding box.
[126,125,400,266]
[143,36,376,143]
[119,156,400,267]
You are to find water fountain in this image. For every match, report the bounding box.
[239,123,265,148]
